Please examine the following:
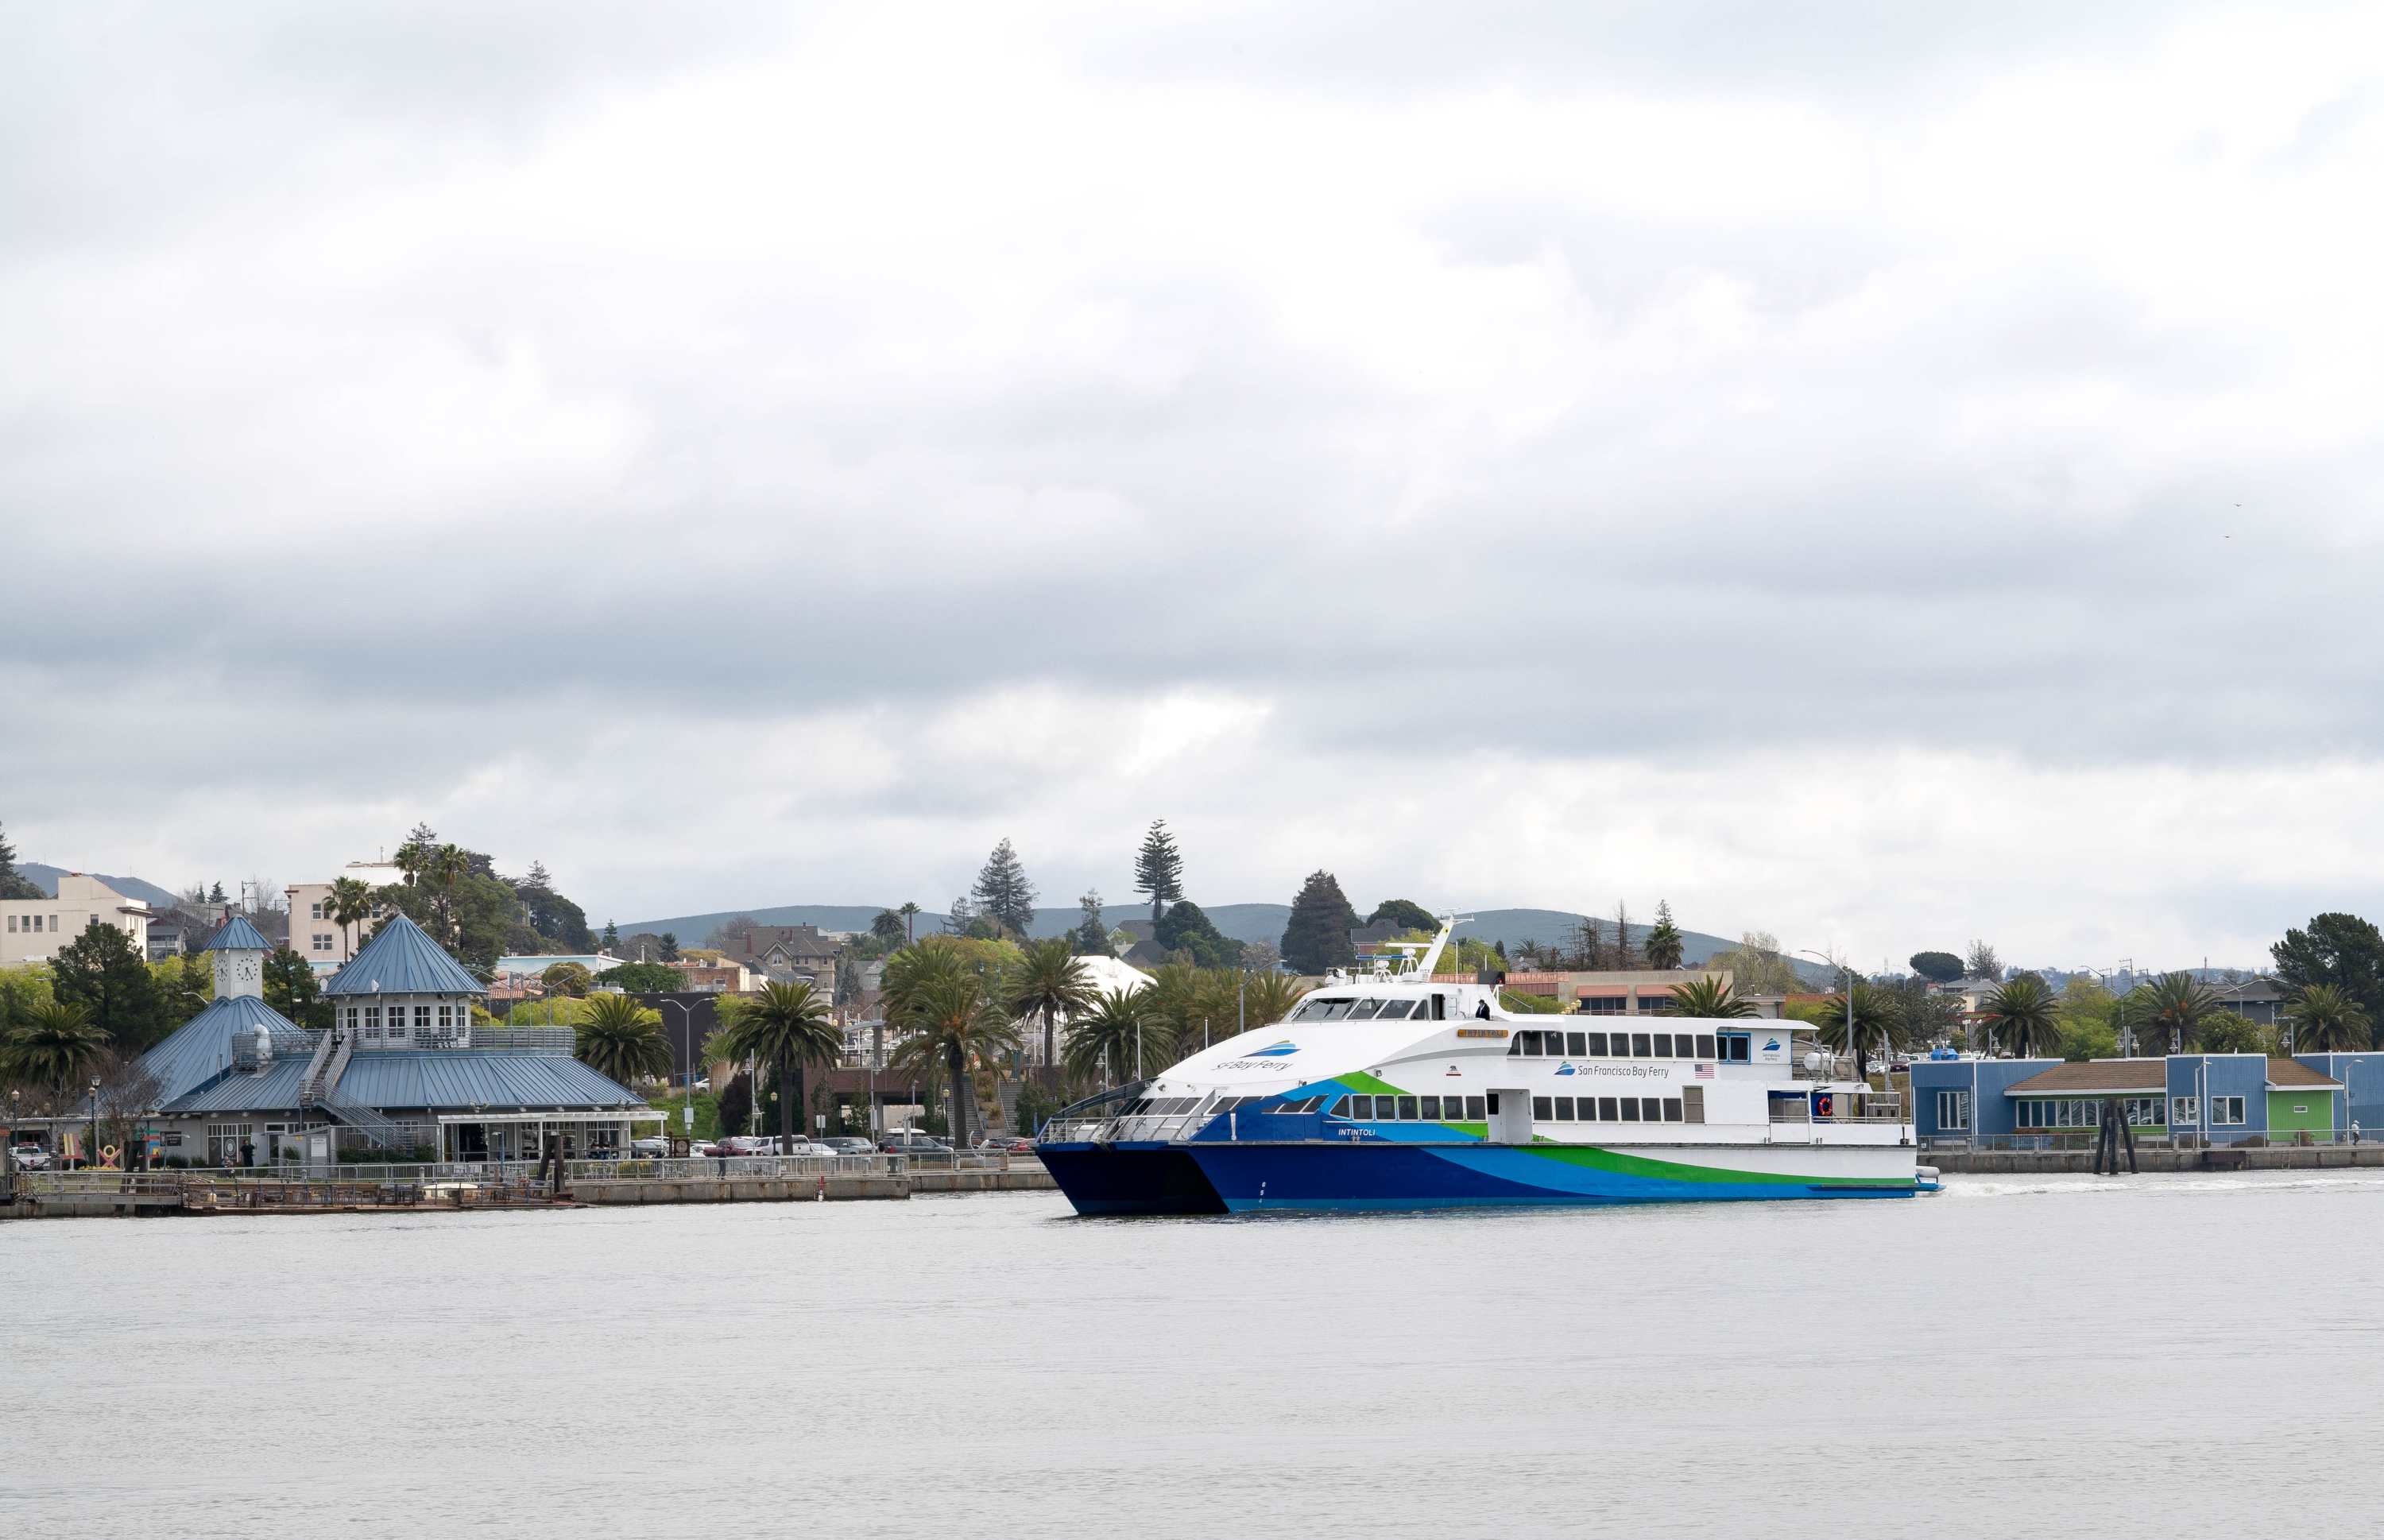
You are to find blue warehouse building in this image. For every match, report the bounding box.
[1910,1052,2359,1147]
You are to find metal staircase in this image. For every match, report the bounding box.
[298,1029,405,1152]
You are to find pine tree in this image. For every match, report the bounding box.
[209,881,226,903]
[1132,819,1185,925]
[971,838,1039,937]
[602,919,619,949]
[1074,889,1111,956]
[0,821,41,900]
[1280,870,1358,975]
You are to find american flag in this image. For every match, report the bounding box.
[1695,1062,1716,1078]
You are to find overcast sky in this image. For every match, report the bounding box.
[7,1,2383,969]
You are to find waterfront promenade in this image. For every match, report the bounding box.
[2,1151,1055,1219]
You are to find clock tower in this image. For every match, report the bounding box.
[203,914,273,1001]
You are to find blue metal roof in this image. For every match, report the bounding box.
[157,1051,643,1116]
[323,913,486,997]
[200,915,273,953]
[141,996,315,1106]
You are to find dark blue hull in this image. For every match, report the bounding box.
[1038,1141,1228,1215]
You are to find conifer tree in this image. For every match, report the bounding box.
[1643,900,1685,970]
[1074,889,1111,956]
[1132,819,1185,925]
[971,838,1038,937]
[1280,870,1358,975]
[0,821,41,900]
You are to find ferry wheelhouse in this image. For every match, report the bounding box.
[1039,919,1932,1214]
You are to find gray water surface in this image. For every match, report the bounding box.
[5,1172,2378,1537]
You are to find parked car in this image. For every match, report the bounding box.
[977,1135,1035,1152]
[817,1137,875,1155]
[718,1136,775,1156]
[631,1136,673,1155]
[10,1144,51,1171]
[878,1133,951,1153]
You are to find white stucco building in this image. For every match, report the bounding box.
[0,873,149,966]
[286,860,404,975]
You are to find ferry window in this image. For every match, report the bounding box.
[1651,1034,1673,1058]
[1585,1031,1608,1055]
[1420,1096,1441,1119]
[1328,1097,1353,1118]
[1642,1097,1662,1121]
[1531,1097,1553,1120]
[1293,998,1354,1022]
[1631,1032,1651,1057]
[1506,1035,1522,1056]
[1598,1097,1619,1120]
[1349,999,1384,1020]
[1349,1095,1375,1119]
[1518,1031,1542,1056]
[1432,994,1447,1020]
[1620,1098,1641,1121]
[1554,1097,1575,1120]
[1465,1096,1486,1120]
[1720,1034,1750,1063]
[1696,1034,1716,1058]
[1565,1031,1587,1056]
[1484,1093,1500,1115]
[1662,1098,1683,1122]
[1682,1087,1705,1124]
[1396,1096,1418,1120]
[1609,1034,1630,1058]
[1377,1000,1415,1020]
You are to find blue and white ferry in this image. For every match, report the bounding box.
[1039,920,1932,1214]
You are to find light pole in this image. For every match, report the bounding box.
[1798,950,1855,1077]
[89,1074,101,1171]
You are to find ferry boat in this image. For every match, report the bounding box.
[1039,919,1934,1214]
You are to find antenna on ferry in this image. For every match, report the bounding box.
[1416,915,1471,980]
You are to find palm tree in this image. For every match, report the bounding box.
[1011,938,1095,1078]
[897,901,921,944]
[1643,917,1685,970]
[712,981,842,1150]
[888,973,1021,1145]
[2284,983,2370,1053]
[431,843,469,939]
[572,992,672,1085]
[1816,979,1903,1077]
[1983,975,2060,1058]
[2136,972,2217,1054]
[1239,970,1306,1033]
[3,1000,107,1091]
[327,876,373,956]
[1065,989,1167,1088]
[1667,976,1756,1019]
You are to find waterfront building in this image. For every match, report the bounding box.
[1,873,149,966]
[137,913,655,1167]
[1909,1053,2351,1144]
[286,860,404,975]
[1488,969,1736,1016]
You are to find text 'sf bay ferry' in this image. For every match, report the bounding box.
[1039,918,1934,1214]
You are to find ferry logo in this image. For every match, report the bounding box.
[1554,1062,1577,1075]
[1244,1040,1299,1058]
[1763,1038,1782,1053]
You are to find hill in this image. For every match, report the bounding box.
[614,900,1830,982]
[19,863,182,911]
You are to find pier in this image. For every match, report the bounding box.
[3,1151,1055,1219]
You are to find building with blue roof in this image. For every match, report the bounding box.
[138,913,655,1167]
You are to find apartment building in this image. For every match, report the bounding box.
[1,873,150,966]
[285,861,404,975]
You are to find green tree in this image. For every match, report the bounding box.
[1965,941,2003,982]
[714,981,842,1148]
[1064,988,1159,1087]
[1367,899,1438,934]
[1240,970,1306,1031]
[659,932,680,963]
[1280,870,1357,975]
[327,876,373,957]
[2271,914,2384,1032]
[1811,980,1903,1075]
[870,909,906,943]
[602,919,620,949]
[2196,1012,2272,1055]
[1706,931,1800,995]
[1155,900,1244,969]
[1668,976,1756,1019]
[593,962,684,992]
[1643,902,1685,970]
[51,919,166,1051]
[1133,819,1185,926]
[2283,982,2371,1052]
[897,902,921,943]
[2,999,107,1091]
[542,962,594,999]
[888,973,1020,1145]
[1012,938,1095,1077]
[262,946,332,1032]
[2055,977,2119,1061]
[573,992,673,1085]
[2134,971,2218,1054]
[1072,890,1110,957]
[1909,951,1966,984]
[0,962,57,1035]
[1982,974,2060,1058]
[971,838,1039,938]
[0,821,43,900]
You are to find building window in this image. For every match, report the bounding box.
[1639,996,1672,1012]
[2172,1097,2198,1125]
[311,901,324,919]
[1936,1090,1971,1131]
[414,1005,431,1030]
[2211,1096,2246,1126]
[1581,996,1624,1014]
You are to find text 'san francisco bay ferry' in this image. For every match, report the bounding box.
[1039,919,1934,1215]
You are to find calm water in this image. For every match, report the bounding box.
[5,1172,2380,1538]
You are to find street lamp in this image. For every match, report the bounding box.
[1798,950,1855,1076]
[89,1074,102,1171]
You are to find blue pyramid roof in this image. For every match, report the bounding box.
[324,912,485,996]
[140,996,315,1106]
[201,915,274,953]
